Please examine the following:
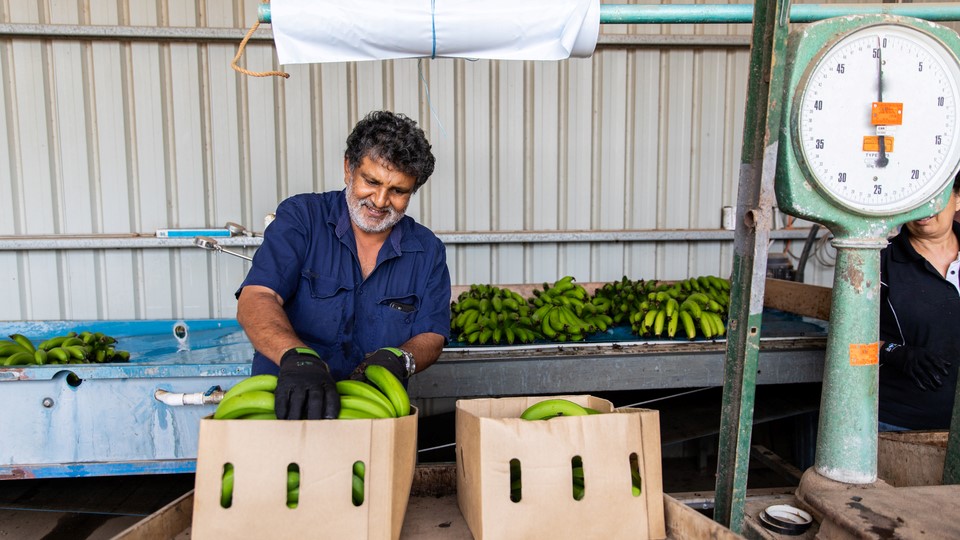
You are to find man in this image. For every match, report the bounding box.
[236,111,451,420]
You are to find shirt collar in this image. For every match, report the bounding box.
[889,220,960,264]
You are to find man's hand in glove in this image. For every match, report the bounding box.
[880,343,952,391]
[349,347,411,383]
[275,347,340,420]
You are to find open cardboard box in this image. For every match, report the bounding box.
[456,395,666,540]
[191,409,417,540]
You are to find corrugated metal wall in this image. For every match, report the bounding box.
[2,0,944,321]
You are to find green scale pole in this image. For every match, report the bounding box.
[814,239,884,483]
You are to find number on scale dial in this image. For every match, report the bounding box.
[797,24,960,215]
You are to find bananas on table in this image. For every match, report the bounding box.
[1,331,131,366]
[449,275,731,345]
[451,284,540,345]
[628,276,730,340]
[531,276,613,343]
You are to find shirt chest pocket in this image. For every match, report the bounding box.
[377,293,420,326]
[294,271,353,343]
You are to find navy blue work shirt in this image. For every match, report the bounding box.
[236,190,451,380]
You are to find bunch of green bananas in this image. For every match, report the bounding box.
[214,374,279,420]
[336,364,411,419]
[1,331,131,366]
[215,366,411,422]
[451,284,540,345]
[220,465,303,509]
[591,276,656,325]
[530,276,613,342]
[628,275,730,340]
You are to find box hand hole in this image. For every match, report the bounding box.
[629,453,642,496]
[509,458,521,503]
[220,463,234,508]
[287,463,300,508]
[571,456,585,501]
[352,460,365,506]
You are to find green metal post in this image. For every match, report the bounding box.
[814,241,883,483]
[944,369,960,484]
[258,3,960,25]
[712,1,789,532]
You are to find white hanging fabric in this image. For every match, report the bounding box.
[270,0,600,65]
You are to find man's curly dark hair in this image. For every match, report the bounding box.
[345,111,435,193]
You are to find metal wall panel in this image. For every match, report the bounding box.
[8,0,942,321]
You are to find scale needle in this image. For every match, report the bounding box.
[876,37,889,168]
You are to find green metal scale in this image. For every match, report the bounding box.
[776,14,960,485]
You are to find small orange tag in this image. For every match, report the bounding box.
[872,102,903,125]
[850,342,879,366]
[862,136,894,152]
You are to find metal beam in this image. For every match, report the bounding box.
[713,0,791,532]
[0,227,826,251]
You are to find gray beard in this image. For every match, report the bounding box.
[346,186,404,234]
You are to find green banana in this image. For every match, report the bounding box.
[698,315,715,339]
[337,380,397,417]
[338,408,380,420]
[352,472,365,505]
[365,364,411,417]
[214,390,276,420]
[5,351,35,366]
[238,412,277,420]
[520,398,589,420]
[667,310,679,338]
[46,347,70,363]
[34,349,48,365]
[680,298,702,319]
[340,395,394,419]
[653,309,666,337]
[0,341,29,356]
[62,345,87,360]
[221,467,234,508]
[9,334,35,353]
[222,374,279,402]
[679,311,697,340]
[37,335,70,351]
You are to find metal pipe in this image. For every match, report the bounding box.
[0,23,274,42]
[0,227,827,251]
[194,236,253,261]
[154,388,224,406]
[0,23,749,48]
[257,3,960,25]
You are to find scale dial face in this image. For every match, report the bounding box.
[796,23,960,215]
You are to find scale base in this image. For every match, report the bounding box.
[795,468,960,539]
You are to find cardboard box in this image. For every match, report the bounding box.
[191,409,417,540]
[456,395,665,540]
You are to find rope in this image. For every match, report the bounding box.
[231,3,289,79]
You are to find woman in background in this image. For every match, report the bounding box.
[878,173,960,431]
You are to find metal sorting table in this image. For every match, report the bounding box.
[0,312,826,479]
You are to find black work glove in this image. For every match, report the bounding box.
[880,343,952,391]
[275,347,340,420]
[349,347,408,383]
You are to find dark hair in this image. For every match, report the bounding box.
[954,169,960,194]
[344,111,435,192]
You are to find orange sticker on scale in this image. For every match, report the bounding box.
[872,102,903,125]
[862,136,894,152]
[849,342,879,366]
